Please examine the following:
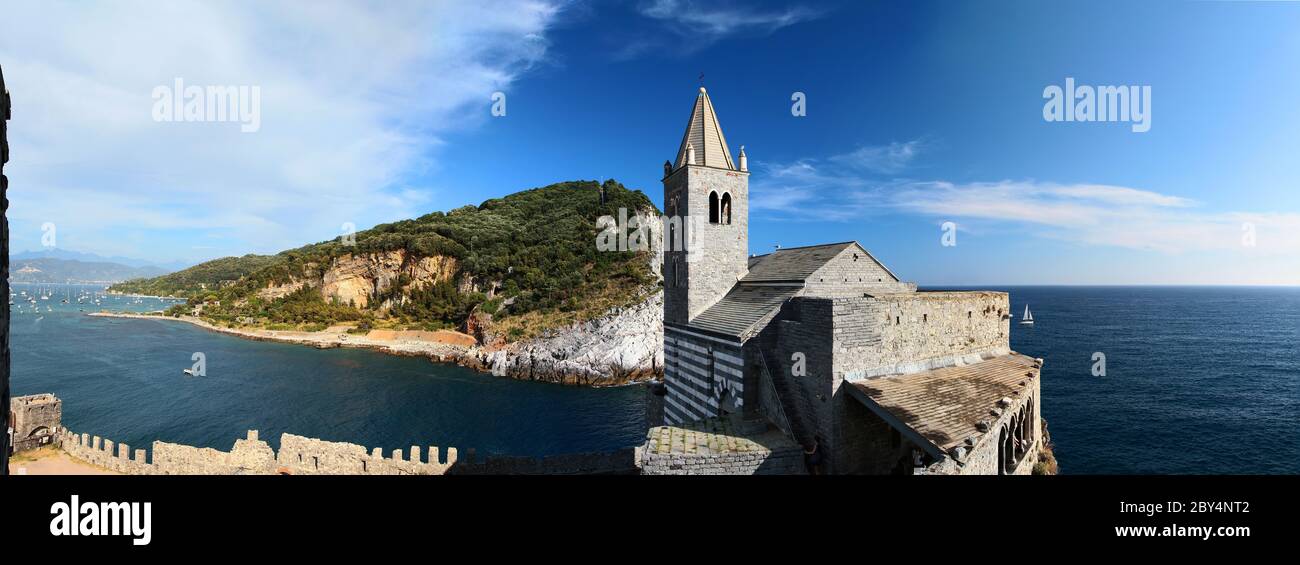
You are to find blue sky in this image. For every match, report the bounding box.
[3,0,1299,284]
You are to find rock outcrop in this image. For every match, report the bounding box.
[320,251,459,309]
[452,291,663,386]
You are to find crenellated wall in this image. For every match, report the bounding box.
[51,425,637,475]
[59,429,152,475]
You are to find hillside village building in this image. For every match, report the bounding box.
[656,87,1043,475]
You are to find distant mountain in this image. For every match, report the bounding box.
[10,248,190,272]
[9,257,170,284]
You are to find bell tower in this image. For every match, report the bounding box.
[662,87,749,325]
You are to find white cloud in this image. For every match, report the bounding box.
[0,0,566,264]
[750,142,1300,257]
[619,0,822,58]
[830,139,928,174]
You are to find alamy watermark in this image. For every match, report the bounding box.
[941,221,957,247]
[597,207,705,262]
[1043,77,1150,133]
[152,78,261,133]
[1092,351,1107,377]
[791,91,806,117]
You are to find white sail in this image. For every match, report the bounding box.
[1023,304,1033,322]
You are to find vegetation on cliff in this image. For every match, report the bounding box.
[110,180,660,341]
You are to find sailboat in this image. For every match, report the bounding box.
[1020,304,1034,325]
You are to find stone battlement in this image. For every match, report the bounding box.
[52,426,637,475]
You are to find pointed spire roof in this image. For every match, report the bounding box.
[673,87,735,171]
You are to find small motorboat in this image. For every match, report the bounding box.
[182,368,196,376]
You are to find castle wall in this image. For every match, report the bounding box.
[9,393,61,453]
[59,429,151,475]
[51,425,638,475]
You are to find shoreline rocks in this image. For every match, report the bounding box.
[90,291,665,387]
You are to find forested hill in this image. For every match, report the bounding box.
[109,180,662,341]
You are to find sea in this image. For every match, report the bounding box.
[9,283,1300,473]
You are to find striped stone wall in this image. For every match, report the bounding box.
[663,325,745,424]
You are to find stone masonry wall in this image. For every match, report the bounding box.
[834,291,1010,380]
[923,374,1041,475]
[53,426,638,475]
[10,393,62,452]
[802,245,915,297]
[833,391,918,474]
[767,298,835,453]
[60,430,152,475]
[663,165,749,323]
[640,446,803,475]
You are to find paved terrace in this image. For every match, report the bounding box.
[647,416,799,456]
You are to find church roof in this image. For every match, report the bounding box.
[686,241,902,339]
[687,285,801,339]
[846,353,1042,457]
[673,87,735,171]
[744,242,858,283]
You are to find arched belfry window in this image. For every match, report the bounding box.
[720,193,732,225]
[708,191,719,224]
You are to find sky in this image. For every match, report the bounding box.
[2,0,1298,285]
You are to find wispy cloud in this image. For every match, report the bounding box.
[617,0,823,58]
[829,139,928,174]
[751,140,1300,255]
[0,0,567,264]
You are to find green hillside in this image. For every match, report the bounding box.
[110,180,661,339]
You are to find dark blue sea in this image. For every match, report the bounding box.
[9,283,647,458]
[938,285,1300,474]
[10,284,1300,473]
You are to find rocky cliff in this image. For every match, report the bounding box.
[454,291,663,386]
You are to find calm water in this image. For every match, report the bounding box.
[937,286,1300,474]
[9,283,647,457]
[10,284,1300,473]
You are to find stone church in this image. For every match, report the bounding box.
[654,87,1043,475]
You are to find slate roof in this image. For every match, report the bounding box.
[846,354,1042,454]
[673,88,735,170]
[744,242,857,283]
[687,285,801,338]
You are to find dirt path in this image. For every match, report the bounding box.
[8,447,120,475]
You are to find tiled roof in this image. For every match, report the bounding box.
[847,354,1042,453]
[744,242,856,282]
[688,284,801,338]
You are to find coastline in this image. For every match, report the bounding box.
[89,308,661,387]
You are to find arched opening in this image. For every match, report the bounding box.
[708,191,719,224]
[997,427,1006,475]
[27,426,49,438]
[1027,397,1035,443]
[1020,406,1029,450]
[720,192,732,225]
[1013,413,1024,461]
